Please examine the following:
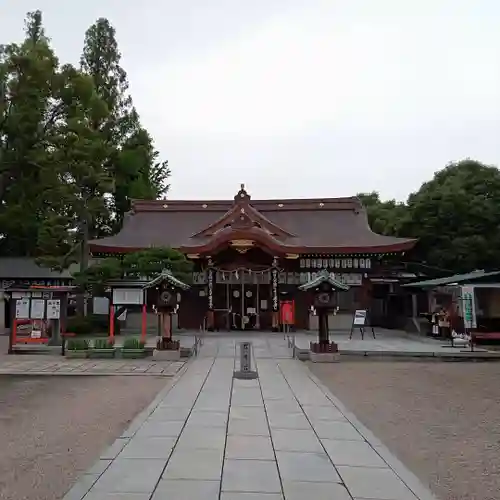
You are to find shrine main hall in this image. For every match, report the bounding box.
[90,185,416,331]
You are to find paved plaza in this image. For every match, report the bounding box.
[292,328,499,358]
[0,358,186,376]
[64,336,438,500]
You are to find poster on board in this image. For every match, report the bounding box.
[353,309,367,326]
[350,309,376,340]
[46,299,61,319]
[30,299,45,319]
[15,299,30,319]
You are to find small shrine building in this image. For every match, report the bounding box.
[89,185,417,331]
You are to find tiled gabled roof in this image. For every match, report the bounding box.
[90,186,416,255]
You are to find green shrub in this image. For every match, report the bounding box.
[93,338,115,349]
[66,338,90,350]
[122,337,145,350]
[65,314,120,335]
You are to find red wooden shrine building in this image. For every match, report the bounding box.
[89,185,416,331]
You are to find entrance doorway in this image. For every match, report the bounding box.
[216,269,272,331]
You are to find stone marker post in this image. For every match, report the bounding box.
[233,341,258,379]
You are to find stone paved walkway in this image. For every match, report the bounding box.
[0,358,185,376]
[64,336,438,500]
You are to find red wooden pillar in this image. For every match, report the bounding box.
[109,305,115,340]
[12,319,18,347]
[141,304,147,342]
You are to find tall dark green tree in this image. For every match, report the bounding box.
[80,18,170,233]
[114,128,170,229]
[37,64,112,271]
[399,159,500,272]
[0,11,62,256]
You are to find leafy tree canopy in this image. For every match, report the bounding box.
[401,159,500,273]
[73,247,193,296]
[359,159,500,273]
[0,11,170,267]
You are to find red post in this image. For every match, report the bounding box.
[141,303,147,342]
[11,319,18,350]
[109,305,115,339]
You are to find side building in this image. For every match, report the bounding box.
[90,185,417,331]
[0,258,76,332]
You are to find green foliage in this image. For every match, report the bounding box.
[93,338,114,349]
[80,18,170,233]
[122,247,193,282]
[73,247,192,297]
[0,11,62,256]
[66,338,90,350]
[122,337,145,350]
[0,11,170,270]
[66,314,109,334]
[359,159,500,273]
[356,192,407,236]
[73,257,122,296]
[400,159,500,273]
[114,128,170,230]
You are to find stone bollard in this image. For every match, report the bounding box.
[233,341,258,380]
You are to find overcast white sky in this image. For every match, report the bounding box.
[2,0,500,201]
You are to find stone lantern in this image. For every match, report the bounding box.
[298,269,349,362]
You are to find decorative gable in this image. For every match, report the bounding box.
[191,184,295,241]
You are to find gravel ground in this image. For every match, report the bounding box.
[0,375,170,500]
[309,361,500,500]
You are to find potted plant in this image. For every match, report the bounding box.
[121,337,146,359]
[153,337,181,361]
[91,338,116,358]
[65,338,90,358]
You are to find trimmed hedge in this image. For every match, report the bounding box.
[65,314,120,335]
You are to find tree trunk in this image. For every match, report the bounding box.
[76,212,90,316]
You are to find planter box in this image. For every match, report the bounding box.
[121,349,146,359]
[153,349,181,361]
[90,348,116,359]
[309,351,340,363]
[65,350,89,359]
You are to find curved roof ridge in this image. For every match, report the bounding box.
[189,201,296,239]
